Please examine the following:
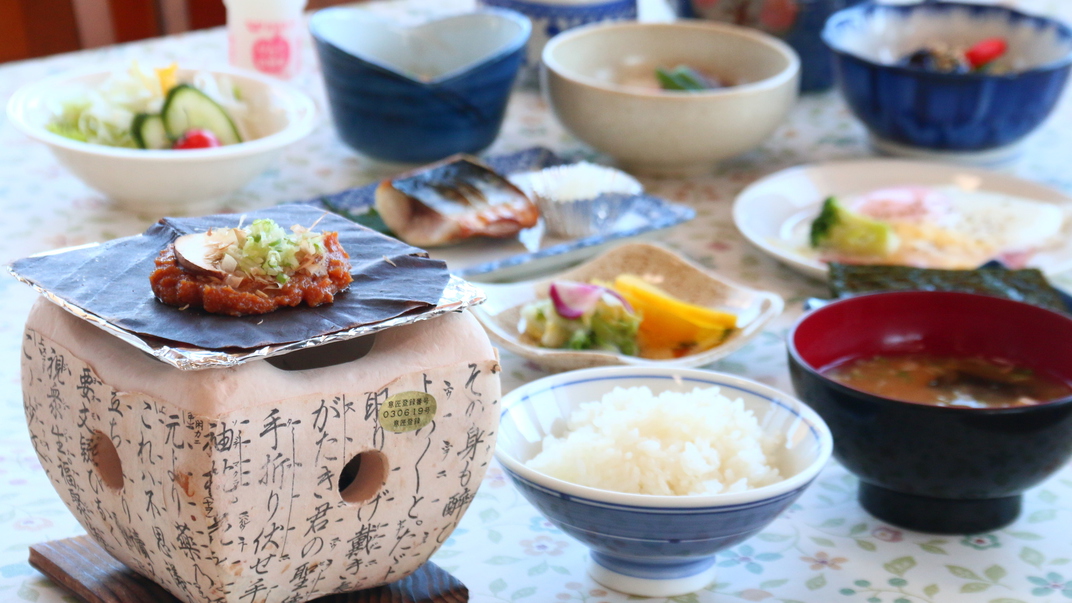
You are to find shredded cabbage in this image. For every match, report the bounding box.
[46,62,248,147]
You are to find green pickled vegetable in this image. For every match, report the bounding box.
[520,296,640,356]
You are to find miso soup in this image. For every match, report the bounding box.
[823,354,1072,408]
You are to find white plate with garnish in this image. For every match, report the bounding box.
[470,242,783,373]
[733,159,1072,280]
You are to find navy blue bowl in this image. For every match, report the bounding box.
[310,8,530,163]
[495,367,832,597]
[823,1,1072,153]
[504,470,814,577]
[789,291,1072,533]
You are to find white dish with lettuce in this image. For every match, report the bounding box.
[6,63,316,215]
[471,242,784,373]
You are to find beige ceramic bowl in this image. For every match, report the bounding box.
[541,20,799,176]
[471,242,784,372]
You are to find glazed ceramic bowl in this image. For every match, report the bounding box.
[688,0,864,92]
[471,242,784,371]
[5,67,316,216]
[541,20,799,176]
[310,7,530,164]
[823,1,1072,162]
[479,0,637,82]
[788,291,1072,534]
[496,366,833,597]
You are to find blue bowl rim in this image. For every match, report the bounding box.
[494,366,834,510]
[309,6,532,86]
[786,290,1072,416]
[481,0,638,18]
[821,0,1072,81]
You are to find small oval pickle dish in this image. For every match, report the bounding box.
[471,242,784,372]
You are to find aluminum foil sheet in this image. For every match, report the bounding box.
[13,272,484,371]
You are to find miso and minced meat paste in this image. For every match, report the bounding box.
[150,218,353,316]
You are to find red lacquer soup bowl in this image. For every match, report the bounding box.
[787,291,1072,533]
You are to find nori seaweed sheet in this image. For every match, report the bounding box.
[828,263,1070,314]
[11,204,451,350]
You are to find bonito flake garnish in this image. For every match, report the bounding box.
[203,219,328,287]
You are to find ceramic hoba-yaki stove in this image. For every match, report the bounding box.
[13,205,500,603]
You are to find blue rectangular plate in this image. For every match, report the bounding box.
[309,148,696,282]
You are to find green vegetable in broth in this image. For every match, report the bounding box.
[656,65,722,91]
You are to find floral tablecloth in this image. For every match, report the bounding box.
[3,1,1072,602]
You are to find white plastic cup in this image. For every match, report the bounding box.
[224,0,308,79]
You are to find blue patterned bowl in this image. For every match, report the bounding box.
[310,8,530,163]
[823,1,1072,160]
[495,367,833,597]
[478,0,637,80]
[686,0,866,92]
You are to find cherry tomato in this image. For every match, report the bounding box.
[965,38,1007,69]
[172,129,221,150]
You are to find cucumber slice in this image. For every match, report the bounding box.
[162,84,242,145]
[131,113,171,149]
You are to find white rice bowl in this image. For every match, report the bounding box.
[525,385,784,495]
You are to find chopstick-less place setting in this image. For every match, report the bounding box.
[3,1,1072,602]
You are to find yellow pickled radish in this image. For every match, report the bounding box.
[612,274,736,357]
[613,274,737,328]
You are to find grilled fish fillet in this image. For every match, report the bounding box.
[375,154,539,247]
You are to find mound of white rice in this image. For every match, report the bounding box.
[525,386,784,496]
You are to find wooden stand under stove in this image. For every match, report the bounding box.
[29,536,467,603]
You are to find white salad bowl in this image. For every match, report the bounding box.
[6,66,317,216]
[470,242,784,372]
